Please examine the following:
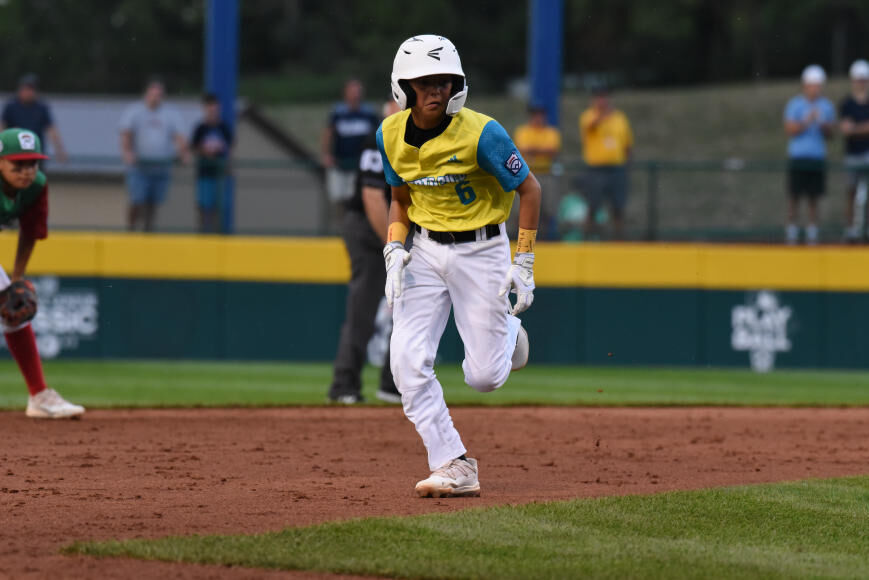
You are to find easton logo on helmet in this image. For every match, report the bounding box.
[427,47,443,60]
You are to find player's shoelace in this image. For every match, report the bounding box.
[434,459,475,480]
[39,389,66,408]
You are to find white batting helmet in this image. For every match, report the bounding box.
[391,35,468,116]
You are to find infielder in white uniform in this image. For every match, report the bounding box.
[377,35,541,497]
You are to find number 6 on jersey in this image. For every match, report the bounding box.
[455,181,476,205]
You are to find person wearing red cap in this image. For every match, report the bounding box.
[0,128,84,418]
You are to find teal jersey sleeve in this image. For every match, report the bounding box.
[376,125,403,187]
[476,120,530,192]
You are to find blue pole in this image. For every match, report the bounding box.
[205,0,238,234]
[528,0,563,126]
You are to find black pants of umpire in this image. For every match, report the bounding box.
[329,210,397,399]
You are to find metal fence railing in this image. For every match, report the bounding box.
[555,160,869,243]
[45,156,869,242]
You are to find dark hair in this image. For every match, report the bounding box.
[202,93,219,104]
[528,103,547,115]
[144,76,165,91]
[18,73,39,88]
[590,82,610,96]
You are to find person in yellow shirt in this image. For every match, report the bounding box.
[514,105,561,238]
[579,85,633,240]
[515,105,561,174]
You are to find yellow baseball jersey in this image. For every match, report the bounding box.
[579,108,633,166]
[377,108,530,232]
[513,123,561,174]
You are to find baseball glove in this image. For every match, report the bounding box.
[0,280,38,327]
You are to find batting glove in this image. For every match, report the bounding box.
[384,242,412,308]
[498,252,535,315]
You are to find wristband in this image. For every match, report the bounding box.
[387,222,409,244]
[517,228,537,254]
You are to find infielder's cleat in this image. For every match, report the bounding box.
[511,325,529,371]
[26,388,85,419]
[328,394,365,404]
[415,457,481,498]
[375,388,402,404]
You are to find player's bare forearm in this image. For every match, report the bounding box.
[12,233,36,281]
[362,186,390,244]
[515,173,542,232]
[389,185,411,226]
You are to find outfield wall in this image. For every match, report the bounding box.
[7,232,869,370]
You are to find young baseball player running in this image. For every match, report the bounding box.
[378,35,541,497]
[0,128,84,418]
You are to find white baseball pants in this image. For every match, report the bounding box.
[390,224,521,470]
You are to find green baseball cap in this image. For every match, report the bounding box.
[0,128,49,161]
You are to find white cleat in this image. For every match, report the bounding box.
[511,325,529,371]
[26,388,85,419]
[415,457,481,498]
[375,389,402,404]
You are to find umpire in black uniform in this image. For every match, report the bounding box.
[328,101,403,404]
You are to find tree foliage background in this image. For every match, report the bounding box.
[0,0,867,100]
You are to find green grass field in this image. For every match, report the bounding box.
[3,360,869,409]
[68,476,869,579]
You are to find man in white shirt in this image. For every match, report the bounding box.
[120,78,190,231]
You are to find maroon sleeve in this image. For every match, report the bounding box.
[19,184,48,240]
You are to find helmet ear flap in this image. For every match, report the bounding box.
[450,75,465,97]
[398,80,416,108]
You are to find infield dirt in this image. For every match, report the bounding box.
[2,406,868,579]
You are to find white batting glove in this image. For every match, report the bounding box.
[383,242,412,308]
[498,252,535,315]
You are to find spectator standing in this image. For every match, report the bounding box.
[1,74,68,163]
[321,79,379,232]
[119,78,189,232]
[514,105,561,238]
[579,85,633,240]
[840,59,869,242]
[190,94,233,233]
[783,65,836,245]
[328,101,402,405]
